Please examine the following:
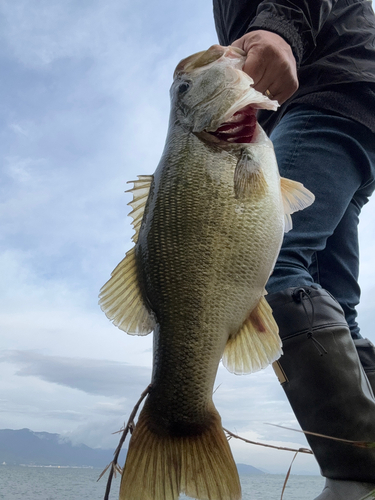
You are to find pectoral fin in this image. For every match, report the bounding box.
[99,247,156,335]
[280,177,315,232]
[222,296,282,374]
[234,149,267,199]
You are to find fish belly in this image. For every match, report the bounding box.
[136,133,283,429]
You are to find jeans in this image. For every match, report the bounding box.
[266,105,375,338]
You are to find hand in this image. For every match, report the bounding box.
[231,30,298,104]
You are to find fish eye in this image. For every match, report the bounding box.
[178,82,190,94]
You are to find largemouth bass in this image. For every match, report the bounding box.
[99,44,314,500]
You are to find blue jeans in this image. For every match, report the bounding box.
[266,105,375,338]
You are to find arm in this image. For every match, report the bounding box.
[248,0,336,65]
[217,0,336,103]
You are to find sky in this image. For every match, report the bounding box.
[1,0,375,478]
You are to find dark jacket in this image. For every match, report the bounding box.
[213,0,375,133]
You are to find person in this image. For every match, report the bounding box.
[213,1,375,499]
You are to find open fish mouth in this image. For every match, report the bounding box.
[207,104,258,144]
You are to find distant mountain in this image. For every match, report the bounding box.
[236,463,265,475]
[0,429,265,474]
[0,428,114,468]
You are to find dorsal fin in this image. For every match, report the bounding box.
[126,175,154,243]
[280,177,315,232]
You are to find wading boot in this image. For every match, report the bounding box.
[267,286,375,500]
[354,338,375,395]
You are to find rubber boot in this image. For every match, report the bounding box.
[354,338,375,394]
[267,286,375,500]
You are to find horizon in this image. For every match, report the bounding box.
[1,427,319,476]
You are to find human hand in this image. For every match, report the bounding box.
[231,30,298,104]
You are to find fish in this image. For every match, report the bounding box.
[99,44,314,500]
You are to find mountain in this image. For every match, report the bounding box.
[0,429,265,474]
[236,463,265,475]
[0,428,115,467]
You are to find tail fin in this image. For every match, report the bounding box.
[119,409,241,500]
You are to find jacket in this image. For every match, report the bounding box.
[213,0,375,133]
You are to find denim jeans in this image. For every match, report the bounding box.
[266,105,375,338]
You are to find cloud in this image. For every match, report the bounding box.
[63,418,129,450]
[0,350,151,398]
[0,347,320,472]
[0,0,219,311]
[0,1,217,312]
[0,1,128,66]
[0,358,142,449]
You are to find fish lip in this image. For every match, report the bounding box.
[224,90,278,119]
[208,92,278,132]
[201,91,279,144]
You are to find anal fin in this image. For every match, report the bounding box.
[222,296,282,374]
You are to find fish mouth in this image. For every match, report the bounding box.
[207,104,258,144]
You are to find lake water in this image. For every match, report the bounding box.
[0,465,325,500]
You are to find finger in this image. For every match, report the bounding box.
[241,56,281,102]
[263,72,298,103]
[231,38,244,49]
[231,36,267,85]
[241,53,267,87]
[250,59,299,104]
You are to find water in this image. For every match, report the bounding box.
[0,465,325,500]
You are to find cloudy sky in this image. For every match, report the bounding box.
[1,0,375,478]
